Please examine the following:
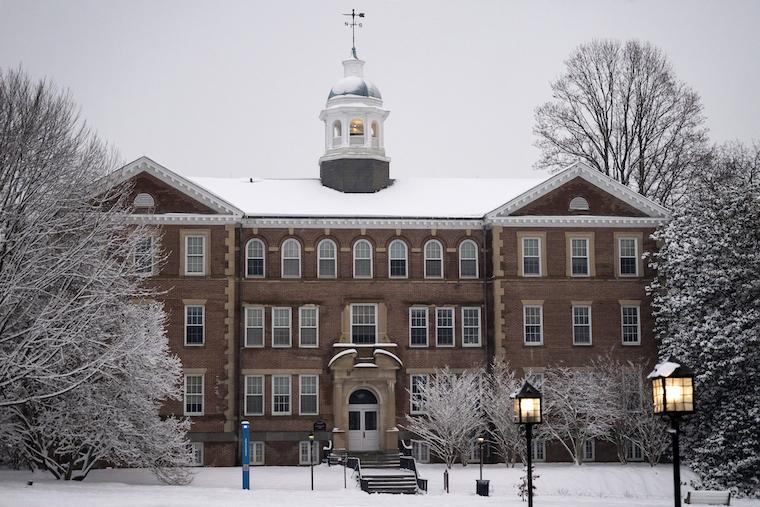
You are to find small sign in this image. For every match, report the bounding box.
[313,419,327,432]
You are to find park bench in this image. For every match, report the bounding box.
[684,490,731,505]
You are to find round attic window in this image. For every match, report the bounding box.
[569,196,590,211]
[133,193,155,208]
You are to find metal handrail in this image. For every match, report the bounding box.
[400,455,427,493]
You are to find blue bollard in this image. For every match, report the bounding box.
[241,421,250,490]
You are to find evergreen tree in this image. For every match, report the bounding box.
[650,143,760,497]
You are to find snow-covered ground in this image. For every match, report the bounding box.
[1,463,758,507]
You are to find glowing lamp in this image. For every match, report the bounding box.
[648,356,695,416]
[512,381,542,424]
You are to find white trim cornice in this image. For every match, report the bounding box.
[487,215,668,228]
[486,161,671,219]
[242,217,485,230]
[127,214,240,225]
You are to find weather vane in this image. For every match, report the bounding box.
[343,9,365,58]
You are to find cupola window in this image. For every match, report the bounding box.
[332,121,342,147]
[370,121,380,148]
[349,118,364,146]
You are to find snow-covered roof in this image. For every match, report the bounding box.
[188,176,544,218]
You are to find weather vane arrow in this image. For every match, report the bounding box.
[342,9,365,58]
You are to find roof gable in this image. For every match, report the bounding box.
[486,161,671,219]
[105,157,243,216]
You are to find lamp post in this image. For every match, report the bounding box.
[513,381,542,507]
[648,356,695,507]
[477,436,485,481]
[308,432,315,491]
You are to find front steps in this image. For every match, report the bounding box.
[351,451,401,468]
[349,451,419,494]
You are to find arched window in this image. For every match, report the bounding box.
[133,192,155,208]
[388,239,408,278]
[246,238,265,277]
[332,120,342,138]
[353,239,373,278]
[424,240,444,279]
[569,196,590,211]
[317,239,337,278]
[459,240,478,278]
[371,121,379,138]
[349,118,364,136]
[281,238,301,278]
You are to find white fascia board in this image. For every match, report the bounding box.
[485,161,671,219]
[104,156,244,216]
[486,215,669,228]
[126,213,240,225]
[241,217,485,230]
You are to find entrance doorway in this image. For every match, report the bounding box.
[347,389,379,451]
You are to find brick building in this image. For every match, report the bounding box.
[105,52,669,466]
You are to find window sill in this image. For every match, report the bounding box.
[243,413,264,417]
[523,342,544,347]
[299,344,319,349]
[245,275,266,279]
[434,344,455,348]
[409,344,429,348]
[462,343,482,348]
[184,343,205,347]
[243,345,265,349]
[621,342,641,346]
[280,275,302,279]
[573,343,593,347]
[272,413,292,416]
[521,273,542,278]
[185,413,204,417]
[271,345,293,348]
[184,273,207,277]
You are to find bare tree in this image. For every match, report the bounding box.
[540,366,618,465]
[403,367,484,470]
[483,359,524,467]
[534,39,708,206]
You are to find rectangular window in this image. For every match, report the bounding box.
[250,441,265,465]
[299,375,319,415]
[272,375,291,415]
[244,375,264,416]
[531,439,546,462]
[626,441,643,461]
[185,235,205,275]
[412,440,430,464]
[571,238,589,276]
[583,439,595,461]
[245,307,264,347]
[621,305,641,345]
[462,307,481,347]
[299,307,318,347]
[410,374,428,414]
[522,237,541,276]
[572,305,592,345]
[409,307,428,347]
[190,442,204,466]
[272,307,292,347]
[185,305,204,346]
[351,304,377,344]
[135,236,154,275]
[619,238,638,276]
[436,308,454,347]
[623,372,642,412]
[469,440,482,463]
[184,374,203,416]
[299,441,320,465]
[523,305,543,345]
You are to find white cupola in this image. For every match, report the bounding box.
[318,55,391,193]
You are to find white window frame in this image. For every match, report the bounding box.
[299,440,320,465]
[245,238,266,278]
[408,307,429,347]
[185,235,206,276]
[184,374,204,416]
[619,237,639,277]
[280,238,301,278]
[388,239,408,279]
[410,373,428,415]
[458,240,479,279]
[583,439,595,462]
[317,239,337,278]
[184,304,205,346]
[298,306,319,348]
[250,441,265,465]
[244,306,265,348]
[272,375,292,416]
[435,307,455,347]
[523,305,544,346]
[570,237,590,277]
[423,239,444,279]
[522,237,542,277]
[352,239,373,279]
[461,307,482,347]
[531,439,546,462]
[572,305,592,346]
[134,235,154,276]
[272,307,292,347]
[299,374,319,416]
[621,305,641,345]
[411,440,430,463]
[350,303,378,344]
[190,442,204,466]
[626,440,644,462]
[244,375,264,416]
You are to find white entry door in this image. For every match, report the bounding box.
[348,404,379,451]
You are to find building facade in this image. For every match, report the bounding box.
[106,52,669,466]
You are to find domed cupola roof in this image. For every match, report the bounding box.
[327,57,382,100]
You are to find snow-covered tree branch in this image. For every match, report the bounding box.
[483,359,524,467]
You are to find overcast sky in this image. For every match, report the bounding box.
[1,0,758,180]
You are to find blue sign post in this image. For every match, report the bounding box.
[241,421,250,490]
